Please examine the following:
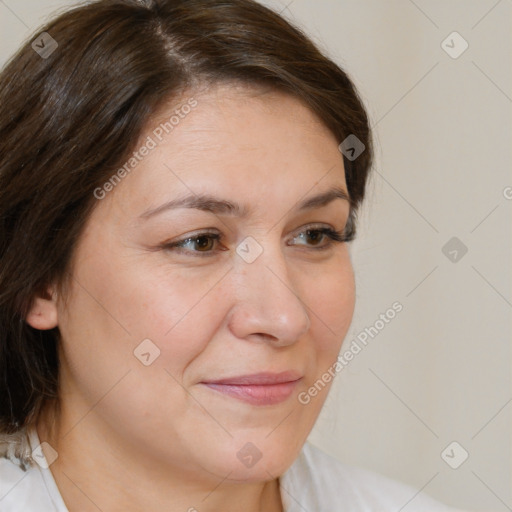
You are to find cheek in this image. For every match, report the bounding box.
[56,256,231,436]
[301,254,355,355]
[57,252,223,388]
[110,263,230,376]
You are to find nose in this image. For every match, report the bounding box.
[227,241,311,347]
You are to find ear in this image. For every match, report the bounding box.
[25,285,59,330]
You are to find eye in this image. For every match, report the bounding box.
[161,231,223,256]
[289,226,350,250]
[160,221,353,258]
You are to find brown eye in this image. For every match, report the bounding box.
[193,235,215,251]
[162,232,222,256]
[291,227,348,249]
[303,230,325,246]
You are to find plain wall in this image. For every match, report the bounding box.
[1,1,510,510]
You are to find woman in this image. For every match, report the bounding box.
[0,0,468,510]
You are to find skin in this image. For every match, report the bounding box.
[27,82,356,512]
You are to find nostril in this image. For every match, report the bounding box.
[254,332,273,340]
[250,332,280,344]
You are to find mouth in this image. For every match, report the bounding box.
[200,371,303,406]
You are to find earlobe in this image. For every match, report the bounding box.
[25,286,59,330]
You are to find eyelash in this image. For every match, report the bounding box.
[161,225,353,257]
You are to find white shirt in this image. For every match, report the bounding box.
[0,427,465,511]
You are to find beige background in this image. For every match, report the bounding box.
[1,1,510,510]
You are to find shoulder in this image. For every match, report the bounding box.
[0,429,66,511]
[280,442,467,512]
[0,455,53,511]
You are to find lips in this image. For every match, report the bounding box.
[201,371,302,405]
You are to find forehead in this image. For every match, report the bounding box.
[102,83,348,221]
[152,83,337,151]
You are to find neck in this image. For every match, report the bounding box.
[36,404,284,512]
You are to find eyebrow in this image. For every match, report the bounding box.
[139,186,350,220]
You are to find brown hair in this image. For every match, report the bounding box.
[0,0,373,435]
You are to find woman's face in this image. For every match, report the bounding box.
[47,84,355,483]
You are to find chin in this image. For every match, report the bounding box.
[195,431,307,483]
